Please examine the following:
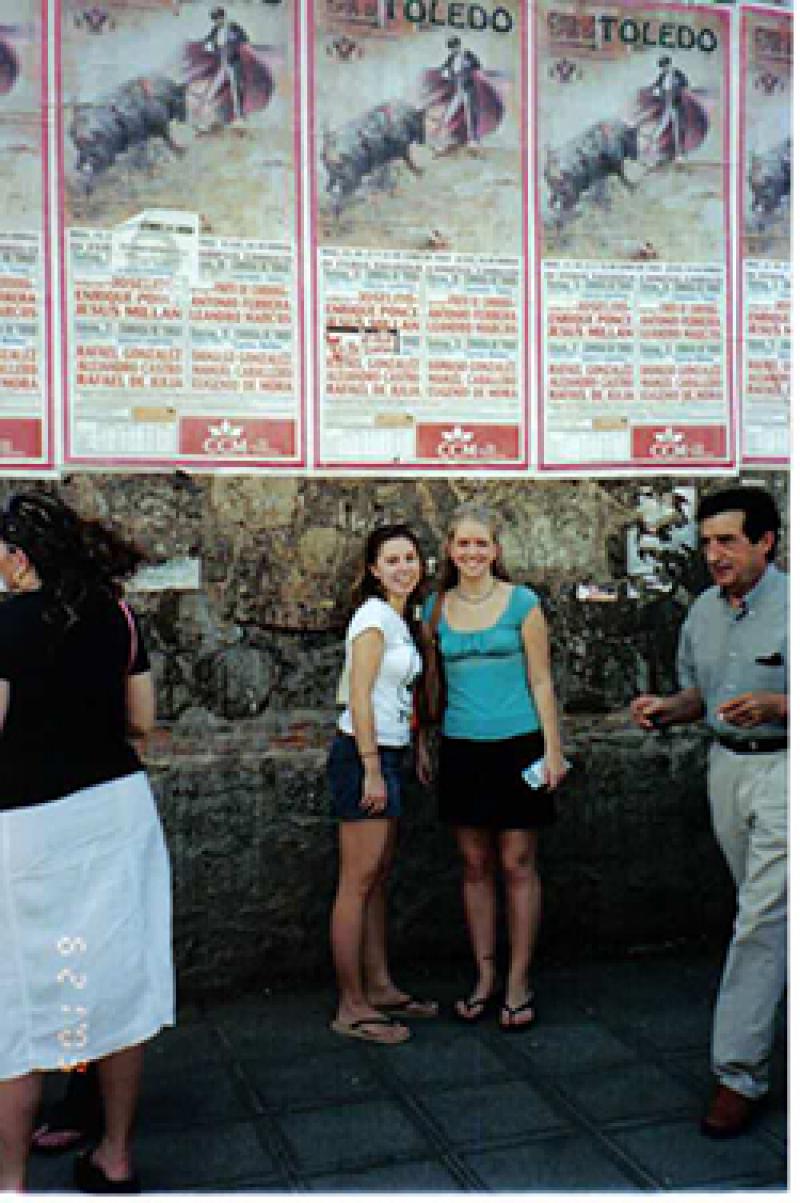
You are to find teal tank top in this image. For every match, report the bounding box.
[423,585,541,741]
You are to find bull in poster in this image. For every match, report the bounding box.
[312,0,523,254]
[741,10,791,260]
[0,24,20,97]
[538,4,727,264]
[62,0,293,242]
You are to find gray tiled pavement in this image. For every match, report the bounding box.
[28,950,787,1193]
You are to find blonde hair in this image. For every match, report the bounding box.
[437,502,511,592]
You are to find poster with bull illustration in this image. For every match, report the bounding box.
[60,0,305,468]
[536,2,734,474]
[0,0,53,472]
[739,5,791,465]
[309,0,529,472]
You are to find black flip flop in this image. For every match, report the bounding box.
[74,1150,140,1195]
[499,995,536,1033]
[32,1100,102,1157]
[31,1121,94,1157]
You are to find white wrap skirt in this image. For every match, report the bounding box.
[0,771,174,1079]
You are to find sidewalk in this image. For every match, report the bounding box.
[29,950,787,1193]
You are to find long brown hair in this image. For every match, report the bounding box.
[350,522,426,647]
[436,502,511,593]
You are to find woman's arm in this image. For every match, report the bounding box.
[126,671,156,737]
[349,628,388,814]
[522,606,569,789]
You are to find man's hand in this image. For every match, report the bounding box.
[717,692,787,728]
[630,694,671,731]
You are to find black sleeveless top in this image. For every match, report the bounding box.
[0,590,150,810]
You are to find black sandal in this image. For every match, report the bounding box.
[499,994,536,1033]
[74,1150,140,1195]
[31,1080,103,1157]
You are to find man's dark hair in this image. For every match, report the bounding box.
[658,55,671,68]
[697,486,781,561]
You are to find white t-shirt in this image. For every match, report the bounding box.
[338,597,422,747]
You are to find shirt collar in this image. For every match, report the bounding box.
[718,562,776,612]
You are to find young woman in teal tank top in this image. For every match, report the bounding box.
[420,503,569,1032]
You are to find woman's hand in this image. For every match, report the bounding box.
[360,762,388,814]
[415,731,434,787]
[542,749,569,790]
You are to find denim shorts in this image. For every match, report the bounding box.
[327,731,409,821]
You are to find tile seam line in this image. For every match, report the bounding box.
[565,1013,791,1151]
[474,1026,664,1190]
[209,1016,303,1189]
[360,1043,490,1192]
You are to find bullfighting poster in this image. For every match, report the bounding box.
[739,5,791,465]
[0,0,54,472]
[59,0,304,468]
[309,0,529,472]
[536,1,734,473]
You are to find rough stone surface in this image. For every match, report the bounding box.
[0,472,786,996]
[142,711,732,997]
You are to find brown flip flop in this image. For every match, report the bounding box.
[330,1016,411,1045]
[375,996,439,1019]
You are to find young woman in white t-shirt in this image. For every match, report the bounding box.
[327,523,438,1044]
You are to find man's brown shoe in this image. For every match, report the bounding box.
[700,1084,760,1139]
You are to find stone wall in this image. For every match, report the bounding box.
[0,471,786,996]
[145,711,734,997]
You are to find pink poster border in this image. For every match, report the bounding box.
[309,0,530,473]
[738,3,791,468]
[0,0,54,472]
[534,0,736,474]
[57,0,306,471]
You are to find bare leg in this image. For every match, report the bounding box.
[330,819,409,1042]
[362,823,396,998]
[499,829,540,1026]
[454,826,498,1017]
[0,1071,42,1191]
[360,828,437,1016]
[90,1044,144,1181]
[32,1061,102,1152]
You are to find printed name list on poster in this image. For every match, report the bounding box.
[537,2,733,472]
[60,0,303,467]
[0,0,52,471]
[739,6,791,465]
[311,0,528,471]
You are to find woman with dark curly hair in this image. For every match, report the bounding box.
[327,523,438,1045]
[0,492,174,1193]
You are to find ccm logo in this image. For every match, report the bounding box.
[179,417,296,458]
[416,423,519,461]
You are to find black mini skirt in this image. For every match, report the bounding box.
[437,731,556,830]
